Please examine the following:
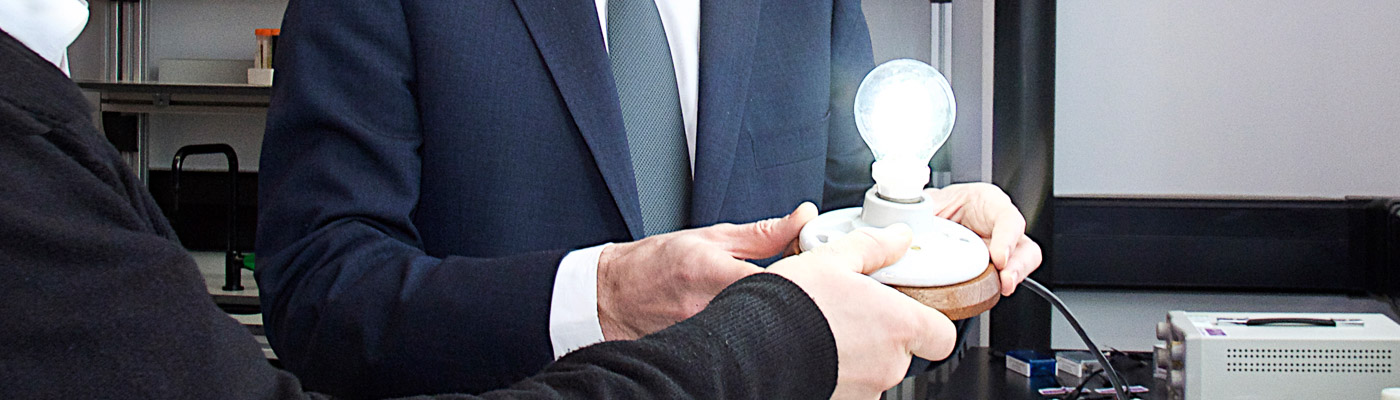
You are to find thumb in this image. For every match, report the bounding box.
[716,202,818,259]
[902,298,958,361]
[804,224,913,275]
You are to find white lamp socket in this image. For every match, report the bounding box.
[799,188,988,287]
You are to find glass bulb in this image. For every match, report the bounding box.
[853,59,956,201]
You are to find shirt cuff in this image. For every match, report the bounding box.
[549,243,610,359]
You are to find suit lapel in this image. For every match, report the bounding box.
[691,0,760,226]
[513,0,645,239]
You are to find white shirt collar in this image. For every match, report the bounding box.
[0,0,90,76]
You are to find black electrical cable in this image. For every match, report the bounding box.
[1067,368,1105,400]
[1021,278,1131,400]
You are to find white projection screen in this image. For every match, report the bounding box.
[1054,1,1400,198]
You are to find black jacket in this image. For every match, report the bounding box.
[0,30,837,399]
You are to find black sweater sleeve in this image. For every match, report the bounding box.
[471,273,838,400]
[0,30,836,400]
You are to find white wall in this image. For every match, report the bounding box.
[148,0,287,171]
[1056,1,1400,198]
[1052,0,1400,352]
[146,0,288,75]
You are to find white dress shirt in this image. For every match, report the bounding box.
[549,0,700,359]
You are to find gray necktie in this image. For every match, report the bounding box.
[608,0,691,237]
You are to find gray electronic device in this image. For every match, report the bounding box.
[1056,350,1101,378]
[1156,311,1400,400]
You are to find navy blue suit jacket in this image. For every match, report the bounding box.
[257,0,875,397]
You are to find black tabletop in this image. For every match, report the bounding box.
[915,347,1166,400]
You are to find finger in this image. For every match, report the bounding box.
[999,235,1042,296]
[986,208,1027,270]
[902,298,958,361]
[806,224,912,275]
[1017,235,1043,272]
[999,261,1021,296]
[715,202,819,259]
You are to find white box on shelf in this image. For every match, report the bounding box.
[247,68,274,86]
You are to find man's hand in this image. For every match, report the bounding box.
[768,224,957,400]
[596,203,820,340]
[924,183,1043,295]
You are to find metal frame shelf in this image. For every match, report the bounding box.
[78,81,271,114]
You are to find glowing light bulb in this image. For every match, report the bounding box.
[853,59,956,202]
[800,59,993,308]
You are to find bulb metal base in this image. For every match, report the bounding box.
[871,160,930,202]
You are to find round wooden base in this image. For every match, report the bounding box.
[889,263,1001,320]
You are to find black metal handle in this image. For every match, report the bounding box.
[171,144,242,291]
[1244,318,1336,327]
